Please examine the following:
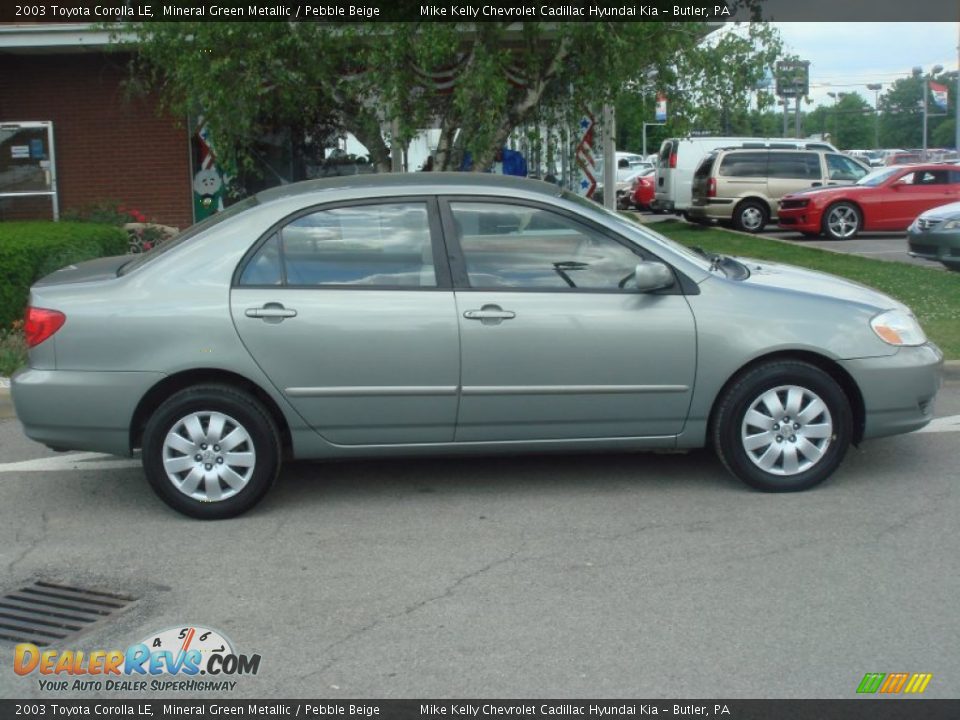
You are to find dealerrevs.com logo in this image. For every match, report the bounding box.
[14,625,261,692]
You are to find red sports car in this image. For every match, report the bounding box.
[778,164,960,239]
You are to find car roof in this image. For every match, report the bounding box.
[254,172,561,205]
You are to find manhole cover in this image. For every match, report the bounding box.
[0,581,138,646]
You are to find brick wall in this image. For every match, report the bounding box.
[0,52,193,229]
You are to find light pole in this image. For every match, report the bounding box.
[914,64,944,158]
[827,91,848,146]
[867,83,882,149]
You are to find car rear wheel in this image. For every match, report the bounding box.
[712,361,852,492]
[142,384,281,519]
[733,200,768,233]
[822,202,861,240]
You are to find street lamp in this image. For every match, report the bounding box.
[867,83,882,149]
[914,64,944,157]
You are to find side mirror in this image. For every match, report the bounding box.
[632,261,675,292]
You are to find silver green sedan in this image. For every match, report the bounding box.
[908,201,960,271]
[12,174,943,518]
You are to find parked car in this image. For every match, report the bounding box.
[778,164,960,239]
[654,137,837,216]
[617,168,656,210]
[688,147,869,232]
[12,174,942,518]
[907,201,960,271]
[886,152,923,166]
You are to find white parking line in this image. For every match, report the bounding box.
[0,452,141,473]
[914,414,960,434]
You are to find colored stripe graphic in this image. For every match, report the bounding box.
[857,673,885,694]
[857,672,932,694]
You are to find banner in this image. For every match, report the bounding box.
[655,93,668,122]
[930,81,949,111]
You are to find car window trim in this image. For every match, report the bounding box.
[232,195,453,291]
[436,195,688,296]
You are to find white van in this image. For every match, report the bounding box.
[654,137,837,215]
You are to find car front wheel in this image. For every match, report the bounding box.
[712,361,852,492]
[822,202,861,240]
[142,384,281,519]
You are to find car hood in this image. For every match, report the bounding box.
[917,200,960,221]
[731,257,904,311]
[33,254,129,286]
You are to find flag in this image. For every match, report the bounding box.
[930,81,949,111]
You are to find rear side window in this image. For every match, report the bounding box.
[768,152,821,179]
[239,202,437,288]
[718,152,768,178]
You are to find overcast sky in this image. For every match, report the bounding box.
[773,22,958,108]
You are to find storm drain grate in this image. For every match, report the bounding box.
[0,581,139,646]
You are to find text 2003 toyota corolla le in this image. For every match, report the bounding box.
[12,175,943,518]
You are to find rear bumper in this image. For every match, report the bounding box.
[840,343,943,441]
[11,368,164,455]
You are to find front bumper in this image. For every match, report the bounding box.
[906,225,960,266]
[840,343,943,441]
[11,368,164,455]
[777,205,822,233]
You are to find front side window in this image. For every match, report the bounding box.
[826,154,869,181]
[239,202,436,288]
[449,202,644,290]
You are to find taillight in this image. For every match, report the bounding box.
[669,152,677,169]
[24,307,66,348]
[707,178,717,198]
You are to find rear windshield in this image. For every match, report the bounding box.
[659,141,674,164]
[694,153,716,179]
[118,196,259,275]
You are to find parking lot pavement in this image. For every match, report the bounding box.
[755,227,946,269]
[1,377,959,700]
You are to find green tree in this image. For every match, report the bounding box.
[119,20,780,181]
[878,72,954,149]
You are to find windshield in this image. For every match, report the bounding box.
[118,196,259,275]
[856,167,900,187]
[560,190,712,271]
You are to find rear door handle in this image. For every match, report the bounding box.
[245,303,297,321]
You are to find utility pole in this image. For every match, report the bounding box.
[602,103,616,211]
[867,83,882,149]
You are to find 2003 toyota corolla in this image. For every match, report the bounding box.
[12,175,943,518]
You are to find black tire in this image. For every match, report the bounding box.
[733,200,769,233]
[142,384,281,519]
[821,202,861,240]
[711,361,852,492]
[943,262,960,272]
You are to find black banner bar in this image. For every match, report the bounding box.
[2,700,960,720]
[0,0,958,23]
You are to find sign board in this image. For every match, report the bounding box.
[775,60,810,97]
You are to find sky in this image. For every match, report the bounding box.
[772,22,959,108]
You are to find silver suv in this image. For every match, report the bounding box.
[688,147,870,232]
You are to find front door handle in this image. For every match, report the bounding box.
[245,303,297,322]
[464,304,516,325]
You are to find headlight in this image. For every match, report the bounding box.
[870,310,927,346]
[942,218,960,230]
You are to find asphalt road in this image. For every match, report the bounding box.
[0,377,958,700]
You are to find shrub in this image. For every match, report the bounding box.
[0,221,128,328]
